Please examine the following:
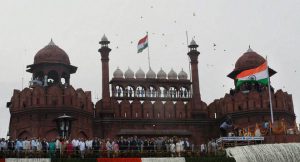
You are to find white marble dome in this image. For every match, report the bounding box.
[178,69,188,80]
[135,68,145,79]
[124,67,134,78]
[113,67,123,78]
[157,68,167,79]
[146,68,156,79]
[168,68,177,79]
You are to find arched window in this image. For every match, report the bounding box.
[179,87,189,98]
[124,86,134,97]
[61,72,70,85]
[48,70,60,85]
[158,87,167,98]
[136,86,146,97]
[169,87,177,98]
[115,85,124,97]
[148,86,156,97]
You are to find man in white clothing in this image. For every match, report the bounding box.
[79,139,86,158]
[31,138,37,151]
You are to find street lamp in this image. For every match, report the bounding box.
[54,114,75,138]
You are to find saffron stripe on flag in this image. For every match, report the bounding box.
[138,35,148,45]
[237,62,267,78]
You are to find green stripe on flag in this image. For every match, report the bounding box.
[236,78,268,88]
[138,43,148,53]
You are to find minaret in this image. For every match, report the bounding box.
[98,35,111,109]
[187,39,202,110]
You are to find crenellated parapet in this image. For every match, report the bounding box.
[208,88,295,127]
[9,85,93,113]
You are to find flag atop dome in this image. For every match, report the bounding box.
[137,35,148,53]
[236,61,269,87]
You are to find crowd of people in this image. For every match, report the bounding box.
[0,136,220,158]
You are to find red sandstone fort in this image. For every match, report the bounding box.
[6,36,299,144]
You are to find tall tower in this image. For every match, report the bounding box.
[8,39,93,139]
[27,39,77,86]
[98,35,111,109]
[187,39,202,110]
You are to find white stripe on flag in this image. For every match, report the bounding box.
[238,69,268,81]
[141,158,186,162]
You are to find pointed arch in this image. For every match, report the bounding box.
[131,99,142,118]
[143,100,153,119]
[47,70,60,85]
[136,85,146,97]
[176,101,186,119]
[111,99,120,118]
[153,100,164,119]
[165,101,175,119]
[17,130,32,139]
[120,100,131,118]
[77,131,88,139]
[45,128,59,139]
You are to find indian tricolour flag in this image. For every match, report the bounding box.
[236,61,269,87]
[137,35,148,53]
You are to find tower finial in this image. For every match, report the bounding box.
[247,45,254,52]
[99,34,110,46]
[188,39,198,50]
[48,38,55,46]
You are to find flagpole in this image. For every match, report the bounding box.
[186,31,192,80]
[266,56,274,124]
[146,32,151,69]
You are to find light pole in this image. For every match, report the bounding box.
[55,114,75,139]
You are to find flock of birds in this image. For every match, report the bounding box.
[110,9,233,89]
[108,6,296,91]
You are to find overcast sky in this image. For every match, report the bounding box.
[0,0,300,137]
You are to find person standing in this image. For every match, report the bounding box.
[31,138,37,151]
[175,139,182,157]
[220,116,234,137]
[92,137,100,157]
[55,138,61,157]
[79,139,86,158]
[170,141,175,157]
[66,140,73,158]
[105,139,112,158]
[49,139,56,158]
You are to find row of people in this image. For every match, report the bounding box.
[0,136,194,158]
